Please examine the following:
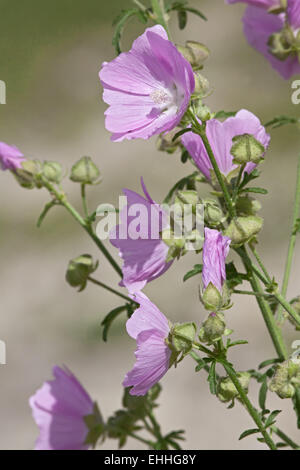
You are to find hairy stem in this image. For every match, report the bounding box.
[151,0,170,36]
[87,277,135,304]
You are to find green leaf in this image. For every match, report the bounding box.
[182,6,207,21]
[264,115,300,129]
[183,264,203,282]
[112,9,147,55]
[181,149,189,164]
[239,169,260,190]
[240,187,268,195]
[225,262,246,289]
[207,361,217,395]
[101,305,127,342]
[264,410,281,428]
[259,379,268,410]
[239,428,260,440]
[227,339,248,349]
[214,110,237,120]
[178,10,187,29]
[258,358,282,369]
[172,127,191,141]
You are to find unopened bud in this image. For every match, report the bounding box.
[224,216,263,246]
[70,156,101,185]
[201,282,223,311]
[66,254,98,291]
[186,41,210,66]
[199,312,226,344]
[14,160,41,189]
[231,134,265,165]
[204,199,224,226]
[157,128,181,154]
[236,196,262,216]
[217,372,251,403]
[269,360,300,399]
[193,73,210,98]
[42,161,63,184]
[170,322,197,355]
[162,229,186,262]
[175,190,199,216]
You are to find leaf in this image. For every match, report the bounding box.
[168,2,207,21]
[183,264,203,282]
[240,187,268,195]
[182,6,207,21]
[207,361,217,395]
[264,410,281,428]
[163,172,197,204]
[258,358,282,369]
[239,428,260,440]
[239,168,260,190]
[101,305,127,342]
[112,9,147,55]
[178,10,187,29]
[259,379,268,410]
[214,110,237,120]
[181,149,189,164]
[227,340,248,349]
[225,262,246,289]
[264,115,300,129]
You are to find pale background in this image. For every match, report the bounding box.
[0,0,299,449]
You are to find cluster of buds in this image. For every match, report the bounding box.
[217,372,251,404]
[269,360,300,399]
[166,322,197,365]
[15,160,63,189]
[65,254,98,291]
[224,216,263,246]
[268,25,300,62]
[198,312,230,344]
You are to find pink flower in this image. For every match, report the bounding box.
[99,25,195,142]
[287,0,300,29]
[0,142,25,171]
[202,228,231,293]
[123,292,172,396]
[29,366,94,450]
[110,179,172,294]
[181,109,270,181]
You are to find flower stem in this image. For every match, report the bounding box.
[81,184,89,220]
[277,153,300,324]
[151,0,170,37]
[128,432,153,447]
[250,246,272,284]
[236,246,287,360]
[87,276,136,304]
[222,361,277,450]
[271,426,300,450]
[188,110,235,219]
[41,178,122,278]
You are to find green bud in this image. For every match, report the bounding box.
[231,134,265,165]
[199,312,226,344]
[195,104,211,122]
[176,45,195,64]
[185,41,210,67]
[267,25,294,61]
[70,156,101,185]
[161,229,186,262]
[204,199,224,226]
[201,282,222,311]
[217,372,251,403]
[84,402,105,448]
[170,322,197,355]
[193,73,210,98]
[42,161,63,184]
[235,196,262,216]
[224,216,263,246]
[174,190,199,216]
[66,254,98,291]
[156,128,181,154]
[107,409,137,444]
[14,160,41,189]
[269,360,300,399]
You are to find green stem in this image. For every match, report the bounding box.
[250,246,272,284]
[87,276,136,304]
[271,426,300,450]
[41,178,122,278]
[222,362,277,450]
[233,289,273,298]
[277,153,300,324]
[237,246,287,360]
[188,110,235,218]
[151,0,170,36]
[128,432,153,447]
[81,184,89,220]
[232,163,246,202]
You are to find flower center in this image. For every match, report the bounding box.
[150,83,185,114]
[151,89,172,105]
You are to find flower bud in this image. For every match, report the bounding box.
[14,160,41,189]
[269,360,300,399]
[185,41,210,67]
[66,254,98,291]
[107,409,136,442]
[169,322,197,355]
[199,312,226,344]
[161,229,186,262]
[174,190,199,216]
[156,128,181,154]
[235,196,262,216]
[224,216,263,246]
[204,199,224,227]
[42,161,63,184]
[70,156,101,185]
[268,25,294,61]
[217,372,251,403]
[201,282,222,311]
[193,73,210,98]
[231,134,265,165]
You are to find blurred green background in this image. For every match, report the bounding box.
[0,0,300,449]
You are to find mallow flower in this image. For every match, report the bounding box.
[123,292,172,396]
[99,25,195,142]
[0,142,25,171]
[181,109,270,182]
[227,0,300,79]
[110,179,172,294]
[30,366,100,450]
[201,228,231,310]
